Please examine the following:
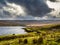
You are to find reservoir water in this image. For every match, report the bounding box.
[0,26,27,35]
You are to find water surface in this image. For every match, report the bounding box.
[0,26,27,35]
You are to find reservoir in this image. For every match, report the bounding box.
[0,26,27,35]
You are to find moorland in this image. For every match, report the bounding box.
[0,24,60,45]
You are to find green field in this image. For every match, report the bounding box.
[0,24,60,45]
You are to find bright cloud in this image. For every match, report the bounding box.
[3,2,27,17]
[46,0,60,17]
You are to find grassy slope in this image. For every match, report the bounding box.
[0,24,60,45]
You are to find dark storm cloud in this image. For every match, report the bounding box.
[49,0,56,2]
[0,0,6,5]
[49,0,60,2]
[0,0,57,20]
[6,0,51,17]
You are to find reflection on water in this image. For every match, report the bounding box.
[0,26,27,35]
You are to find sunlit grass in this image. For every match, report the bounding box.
[0,24,60,45]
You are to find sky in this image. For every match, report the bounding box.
[0,0,60,20]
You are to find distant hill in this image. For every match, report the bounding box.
[0,20,60,26]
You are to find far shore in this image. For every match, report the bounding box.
[0,20,60,26]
